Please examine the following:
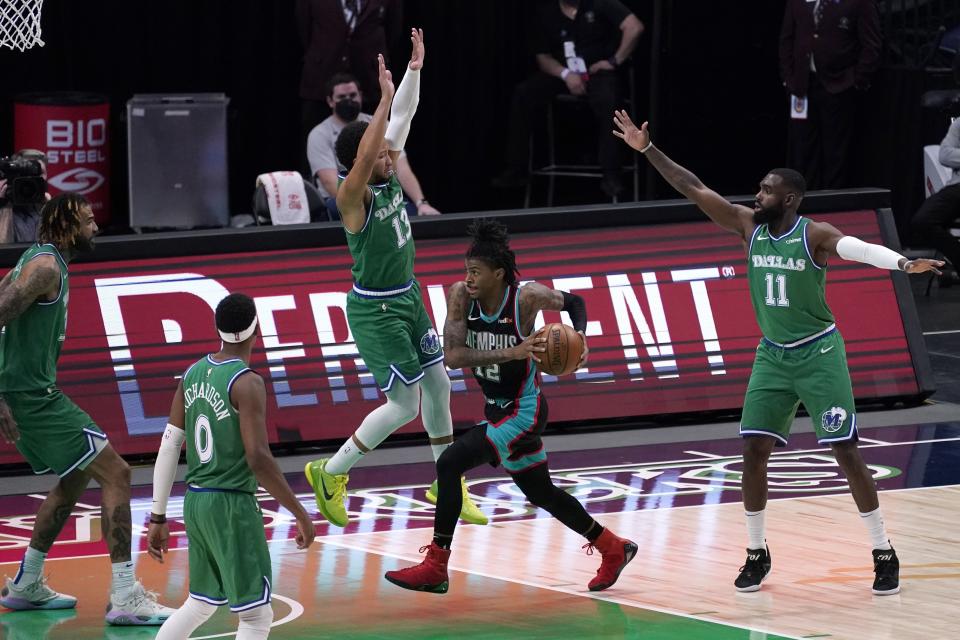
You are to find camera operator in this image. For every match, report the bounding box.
[0,149,50,244]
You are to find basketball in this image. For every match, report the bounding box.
[536,323,583,376]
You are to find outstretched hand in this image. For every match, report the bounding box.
[377,53,394,101]
[408,28,424,71]
[612,110,650,152]
[903,258,945,275]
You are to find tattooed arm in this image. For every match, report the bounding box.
[0,255,60,329]
[443,281,546,370]
[0,256,60,443]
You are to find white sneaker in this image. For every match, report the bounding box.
[104,580,175,625]
[0,575,77,610]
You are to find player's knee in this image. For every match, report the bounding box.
[742,438,773,467]
[102,457,131,487]
[237,604,273,636]
[186,596,218,620]
[422,364,451,395]
[436,447,462,479]
[389,390,420,423]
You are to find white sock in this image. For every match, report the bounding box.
[420,363,453,463]
[326,382,420,475]
[745,510,766,549]
[860,507,891,550]
[14,546,46,585]
[236,604,273,640]
[111,561,136,600]
[155,597,218,640]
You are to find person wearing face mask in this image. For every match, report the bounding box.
[307,73,440,218]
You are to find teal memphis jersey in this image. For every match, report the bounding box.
[0,244,69,392]
[183,355,257,493]
[747,217,835,345]
[343,173,415,291]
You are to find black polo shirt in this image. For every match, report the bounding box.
[534,0,631,67]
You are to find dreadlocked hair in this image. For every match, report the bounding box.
[38,193,89,249]
[466,218,519,285]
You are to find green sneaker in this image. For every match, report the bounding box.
[305,458,350,527]
[425,477,489,525]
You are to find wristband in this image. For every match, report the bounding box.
[417,198,429,207]
[149,513,167,524]
[639,141,653,154]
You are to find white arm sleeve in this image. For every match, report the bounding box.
[385,68,420,151]
[835,235,906,271]
[151,424,186,515]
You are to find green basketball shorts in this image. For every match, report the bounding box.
[184,488,273,612]
[346,281,444,391]
[6,388,107,477]
[739,330,857,446]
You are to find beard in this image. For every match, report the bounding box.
[752,201,785,225]
[73,234,96,253]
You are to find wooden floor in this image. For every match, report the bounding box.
[1,427,958,639]
[328,485,960,640]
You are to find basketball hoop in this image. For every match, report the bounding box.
[0,0,45,52]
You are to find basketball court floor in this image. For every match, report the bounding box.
[1,284,958,640]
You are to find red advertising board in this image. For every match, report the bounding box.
[0,211,920,465]
[14,93,111,225]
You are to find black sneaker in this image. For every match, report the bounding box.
[734,546,771,592]
[872,546,900,595]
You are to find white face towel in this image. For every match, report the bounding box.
[256,171,310,225]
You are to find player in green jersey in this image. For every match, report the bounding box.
[0,194,174,624]
[613,111,943,596]
[148,293,315,640]
[304,29,487,529]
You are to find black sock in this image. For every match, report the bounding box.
[584,522,604,543]
[433,533,453,550]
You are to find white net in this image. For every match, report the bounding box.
[0,0,45,52]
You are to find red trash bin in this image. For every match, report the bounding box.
[14,92,111,226]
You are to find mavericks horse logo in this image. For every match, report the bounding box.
[420,329,441,356]
[821,406,848,433]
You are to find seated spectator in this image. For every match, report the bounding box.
[492,0,643,198]
[914,117,960,286]
[0,149,49,244]
[306,73,440,219]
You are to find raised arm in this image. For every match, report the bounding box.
[612,111,755,239]
[807,220,944,274]
[0,255,60,329]
[336,54,395,233]
[442,281,545,370]
[235,373,315,550]
[385,28,424,166]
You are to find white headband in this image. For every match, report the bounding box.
[218,316,258,344]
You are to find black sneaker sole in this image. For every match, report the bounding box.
[735,567,771,593]
[384,573,449,594]
[589,541,638,592]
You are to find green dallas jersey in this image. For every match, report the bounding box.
[183,355,257,493]
[0,244,70,393]
[747,217,835,345]
[342,173,415,292]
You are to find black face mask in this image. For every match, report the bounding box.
[334,99,361,121]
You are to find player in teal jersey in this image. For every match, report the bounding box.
[613,111,942,596]
[304,29,487,529]
[385,219,637,595]
[148,293,315,640]
[0,194,174,625]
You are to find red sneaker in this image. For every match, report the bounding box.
[384,543,451,594]
[584,528,638,591]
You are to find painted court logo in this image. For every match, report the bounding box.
[420,329,441,356]
[821,406,848,433]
